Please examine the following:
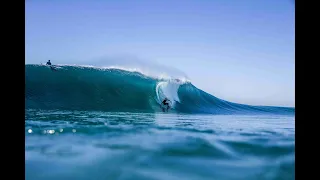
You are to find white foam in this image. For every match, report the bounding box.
[49,64,191,83]
[156,80,182,109]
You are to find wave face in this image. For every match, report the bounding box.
[25,64,294,115]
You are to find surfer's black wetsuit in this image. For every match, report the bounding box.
[46,60,57,71]
[46,60,51,66]
[161,99,170,112]
[162,99,169,106]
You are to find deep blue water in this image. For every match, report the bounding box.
[25,64,295,180]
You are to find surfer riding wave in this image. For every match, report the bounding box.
[161,98,171,112]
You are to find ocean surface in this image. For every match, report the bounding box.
[25,64,295,180]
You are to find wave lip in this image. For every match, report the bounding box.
[25,64,294,115]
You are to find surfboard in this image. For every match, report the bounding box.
[50,66,57,71]
[41,63,58,71]
[42,63,60,71]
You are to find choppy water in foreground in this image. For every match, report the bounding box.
[25,109,295,180]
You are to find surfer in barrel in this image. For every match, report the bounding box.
[161,98,171,112]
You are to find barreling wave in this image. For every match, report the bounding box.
[25,64,294,115]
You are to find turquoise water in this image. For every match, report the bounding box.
[25,65,294,115]
[25,64,295,180]
[25,110,294,180]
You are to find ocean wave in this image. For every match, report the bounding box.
[25,64,294,115]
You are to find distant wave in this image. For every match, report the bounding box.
[25,64,294,115]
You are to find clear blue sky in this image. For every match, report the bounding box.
[25,0,295,107]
